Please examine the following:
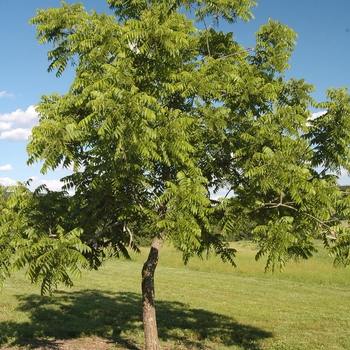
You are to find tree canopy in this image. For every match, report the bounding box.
[1,0,350,348]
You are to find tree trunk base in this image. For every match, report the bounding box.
[142,236,164,350]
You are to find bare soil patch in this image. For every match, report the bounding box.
[0,337,126,350]
[0,339,203,350]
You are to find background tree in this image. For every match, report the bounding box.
[1,1,350,349]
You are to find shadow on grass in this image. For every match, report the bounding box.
[0,290,272,350]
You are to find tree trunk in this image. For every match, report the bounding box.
[142,236,164,350]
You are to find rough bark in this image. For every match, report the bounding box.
[142,236,164,350]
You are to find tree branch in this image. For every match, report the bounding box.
[88,221,120,245]
[264,201,334,230]
[124,221,135,247]
[220,47,255,60]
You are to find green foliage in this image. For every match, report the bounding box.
[0,184,90,294]
[107,0,257,23]
[306,87,350,174]
[1,0,350,296]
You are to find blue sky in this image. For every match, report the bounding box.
[1,0,350,191]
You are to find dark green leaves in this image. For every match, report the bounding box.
[3,0,350,296]
[0,185,89,295]
[26,0,350,275]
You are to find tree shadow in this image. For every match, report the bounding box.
[0,290,272,349]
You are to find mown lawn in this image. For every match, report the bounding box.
[0,241,349,349]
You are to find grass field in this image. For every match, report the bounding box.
[0,240,350,349]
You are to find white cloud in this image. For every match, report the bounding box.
[210,186,232,200]
[334,168,350,185]
[0,106,39,141]
[30,177,64,191]
[0,164,13,171]
[0,121,12,131]
[306,110,327,127]
[0,175,75,195]
[27,176,75,195]
[0,177,18,187]
[0,105,38,126]
[310,110,327,121]
[0,128,32,141]
[0,91,14,98]
[55,161,76,172]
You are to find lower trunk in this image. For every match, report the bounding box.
[142,236,164,350]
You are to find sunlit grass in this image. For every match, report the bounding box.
[1,240,350,349]
[129,240,350,287]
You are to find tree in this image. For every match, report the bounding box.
[1,1,350,349]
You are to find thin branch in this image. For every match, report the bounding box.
[131,183,145,211]
[124,222,134,247]
[190,4,217,57]
[224,188,233,198]
[122,148,145,212]
[264,201,333,230]
[88,221,120,245]
[146,186,160,201]
[48,226,57,238]
[220,47,255,60]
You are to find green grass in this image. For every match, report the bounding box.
[1,240,350,349]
